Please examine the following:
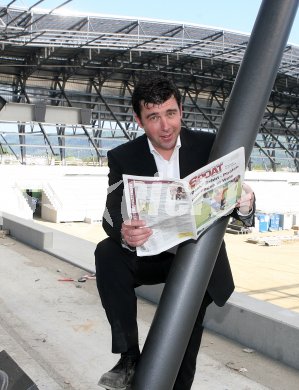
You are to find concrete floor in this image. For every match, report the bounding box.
[1,234,299,390]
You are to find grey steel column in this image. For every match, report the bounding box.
[133,1,299,389]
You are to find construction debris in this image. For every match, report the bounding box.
[0,229,10,238]
[225,361,248,373]
[77,273,96,282]
[246,234,299,246]
[226,223,251,235]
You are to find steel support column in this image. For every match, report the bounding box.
[18,124,26,164]
[132,1,299,389]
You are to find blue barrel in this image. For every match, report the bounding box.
[269,214,280,231]
[278,214,284,229]
[258,213,269,232]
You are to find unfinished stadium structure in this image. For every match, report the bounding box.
[0,2,298,171]
[1,5,299,388]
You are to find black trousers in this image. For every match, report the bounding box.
[95,237,213,390]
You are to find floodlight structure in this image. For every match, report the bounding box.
[0,2,298,168]
[132,0,299,389]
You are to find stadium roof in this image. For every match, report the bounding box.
[0,3,298,171]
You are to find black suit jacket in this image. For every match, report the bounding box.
[102,128,253,306]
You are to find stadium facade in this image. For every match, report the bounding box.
[0,3,298,171]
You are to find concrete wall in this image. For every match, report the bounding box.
[2,213,53,251]
[136,284,299,371]
[204,293,299,371]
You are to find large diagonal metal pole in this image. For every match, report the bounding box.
[133,1,299,389]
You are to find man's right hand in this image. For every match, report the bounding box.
[121,220,152,247]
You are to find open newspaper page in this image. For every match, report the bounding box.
[123,176,196,256]
[186,147,245,237]
[123,147,245,256]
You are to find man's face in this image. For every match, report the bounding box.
[134,95,182,159]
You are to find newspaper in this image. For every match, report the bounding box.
[123,147,245,256]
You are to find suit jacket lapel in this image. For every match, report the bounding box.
[179,128,192,178]
[142,148,158,176]
[134,135,158,176]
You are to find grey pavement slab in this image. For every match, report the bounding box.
[1,236,299,389]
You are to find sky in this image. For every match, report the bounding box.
[9,0,299,45]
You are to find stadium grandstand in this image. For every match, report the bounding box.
[0,1,298,172]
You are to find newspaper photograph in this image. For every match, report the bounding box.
[123,147,245,256]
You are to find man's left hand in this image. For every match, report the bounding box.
[236,183,255,215]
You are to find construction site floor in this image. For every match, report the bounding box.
[0,222,299,389]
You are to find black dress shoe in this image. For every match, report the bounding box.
[98,355,139,390]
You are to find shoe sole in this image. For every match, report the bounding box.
[98,382,128,390]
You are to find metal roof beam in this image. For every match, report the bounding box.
[23,0,72,30]
[185,89,218,129]
[260,123,298,164]
[0,133,19,160]
[5,0,45,27]
[91,80,133,140]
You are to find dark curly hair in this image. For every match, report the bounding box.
[132,75,182,118]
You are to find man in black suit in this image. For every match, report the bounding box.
[95,75,255,390]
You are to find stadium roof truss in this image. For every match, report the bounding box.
[0,3,298,171]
